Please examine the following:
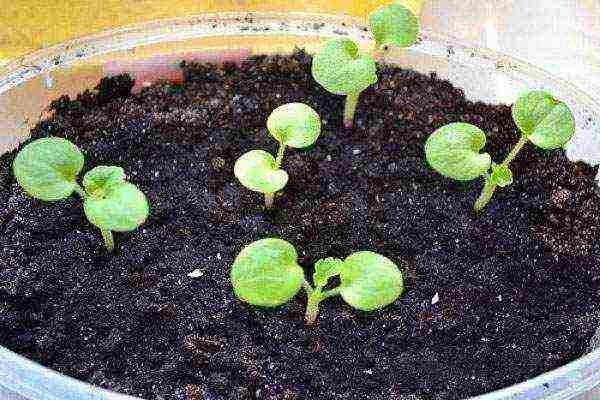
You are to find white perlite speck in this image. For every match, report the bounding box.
[187,269,204,278]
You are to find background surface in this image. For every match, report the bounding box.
[1,0,599,90]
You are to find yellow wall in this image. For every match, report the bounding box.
[0,0,423,63]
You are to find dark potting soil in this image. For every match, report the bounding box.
[1,50,600,400]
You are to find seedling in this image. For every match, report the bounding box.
[230,238,404,325]
[12,137,149,251]
[234,103,321,209]
[369,2,420,50]
[312,2,420,128]
[425,90,575,212]
[312,39,377,130]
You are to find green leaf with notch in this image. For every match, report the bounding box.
[267,103,321,148]
[230,238,304,307]
[312,38,378,96]
[313,257,344,287]
[489,163,513,187]
[369,3,420,50]
[83,166,126,195]
[83,181,149,232]
[234,150,289,194]
[512,90,575,149]
[12,137,84,201]
[425,122,492,181]
[339,251,403,311]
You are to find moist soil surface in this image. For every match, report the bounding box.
[1,51,600,400]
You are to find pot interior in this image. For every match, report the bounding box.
[0,12,599,400]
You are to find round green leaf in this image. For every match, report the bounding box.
[267,103,321,148]
[12,137,84,201]
[234,150,289,194]
[425,122,492,181]
[369,3,420,50]
[512,91,575,149]
[84,182,149,232]
[83,166,126,195]
[311,38,378,96]
[339,251,403,311]
[489,163,513,187]
[230,238,304,307]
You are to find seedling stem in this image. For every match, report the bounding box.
[503,135,529,166]
[305,287,322,325]
[101,228,115,252]
[264,141,286,210]
[474,135,528,212]
[274,143,286,169]
[74,184,87,198]
[264,193,274,209]
[304,283,342,324]
[344,92,360,129]
[302,279,313,294]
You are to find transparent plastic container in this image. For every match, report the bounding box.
[0,12,599,400]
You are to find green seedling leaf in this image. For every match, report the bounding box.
[235,103,322,208]
[489,163,513,187]
[230,238,304,307]
[12,136,148,251]
[313,257,344,287]
[339,251,403,311]
[512,90,575,149]
[234,150,289,194]
[83,166,126,195]
[230,241,407,324]
[84,181,149,232]
[267,103,321,148]
[12,137,84,201]
[312,38,377,96]
[425,122,492,181]
[369,3,420,50]
[428,91,574,213]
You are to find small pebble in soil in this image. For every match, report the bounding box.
[187,269,204,278]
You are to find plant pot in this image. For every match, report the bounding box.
[0,11,599,400]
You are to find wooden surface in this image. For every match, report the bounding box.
[0,0,423,63]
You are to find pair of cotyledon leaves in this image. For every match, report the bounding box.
[230,238,404,311]
[425,91,576,184]
[234,103,321,194]
[235,3,420,194]
[13,137,148,232]
[312,3,420,96]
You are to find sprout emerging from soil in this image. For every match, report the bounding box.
[230,238,404,325]
[425,90,575,212]
[12,137,149,251]
[312,39,377,130]
[311,3,420,129]
[234,103,321,209]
